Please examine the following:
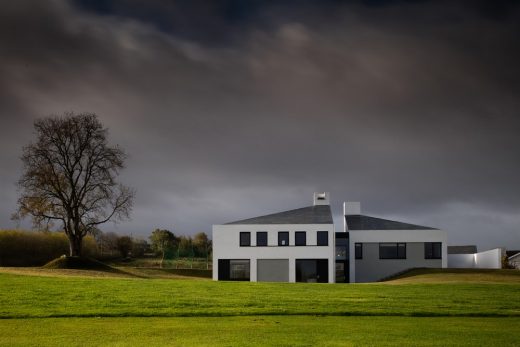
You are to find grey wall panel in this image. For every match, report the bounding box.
[257,259,289,282]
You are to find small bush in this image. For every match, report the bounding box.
[502,255,516,269]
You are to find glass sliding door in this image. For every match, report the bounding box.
[296,259,328,283]
[230,260,250,280]
[218,259,250,281]
[335,260,349,283]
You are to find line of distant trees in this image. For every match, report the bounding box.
[91,230,146,259]
[149,229,212,269]
[0,229,212,267]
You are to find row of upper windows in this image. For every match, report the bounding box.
[352,242,442,260]
[240,231,329,247]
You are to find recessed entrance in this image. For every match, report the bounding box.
[335,232,349,283]
[295,259,328,283]
[218,259,250,281]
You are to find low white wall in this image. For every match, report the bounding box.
[448,248,502,269]
[475,248,502,269]
[448,254,475,268]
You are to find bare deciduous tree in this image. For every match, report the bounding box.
[14,112,134,257]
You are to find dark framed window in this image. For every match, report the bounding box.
[296,259,328,283]
[425,242,442,259]
[256,232,268,246]
[278,231,289,246]
[230,260,250,281]
[218,259,250,281]
[295,231,306,246]
[379,243,406,259]
[355,243,363,259]
[239,232,250,247]
[317,231,328,246]
[335,232,348,260]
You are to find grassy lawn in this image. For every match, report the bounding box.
[1,268,519,345]
[1,270,520,318]
[1,316,519,347]
[387,268,520,284]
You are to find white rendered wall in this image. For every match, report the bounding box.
[448,254,475,268]
[475,248,502,268]
[448,248,503,269]
[344,202,361,215]
[212,223,335,283]
[348,229,448,283]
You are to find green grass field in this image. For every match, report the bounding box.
[1,268,519,346]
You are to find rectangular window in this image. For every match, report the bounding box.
[335,232,348,260]
[355,243,363,259]
[295,231,306,246]
[379,243,406,259]
[218,259,250,281]
[296,259,329,283]
[278,231,289,246]
[317,231,328,246]
[397,243,406,258]
[425,242,442,259]
[230,260,250,281]
[239,232,250,247]
[256,232,268,247]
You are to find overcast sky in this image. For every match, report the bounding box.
[1,0,519,250]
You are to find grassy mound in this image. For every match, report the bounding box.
[43,256,115,271]
[384,268,520,283]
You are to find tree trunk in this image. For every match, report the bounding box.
[69,236,83,257]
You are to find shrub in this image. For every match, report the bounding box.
[502,255,516,269]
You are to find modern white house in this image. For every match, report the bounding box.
[212,192,449,283]
[212,192,335,283]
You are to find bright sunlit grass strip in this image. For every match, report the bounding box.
[1,271,520,319]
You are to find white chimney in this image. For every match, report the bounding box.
[313,192,330,206]
[344,202,361,215]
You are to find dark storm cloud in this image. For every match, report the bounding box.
[1,0,519,249]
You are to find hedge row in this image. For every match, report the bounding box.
[0,230,98,266]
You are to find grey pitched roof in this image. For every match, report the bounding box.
[448,245,478,254]
[345,215,437,230]
[225,205,333,225]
